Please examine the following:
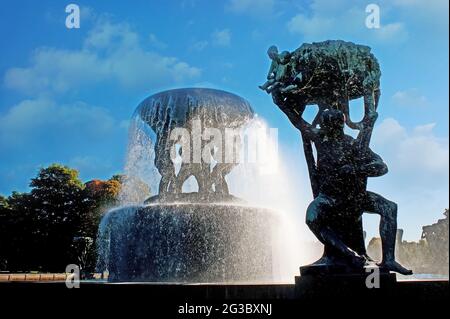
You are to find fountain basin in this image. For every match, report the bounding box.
[97,203,279,282]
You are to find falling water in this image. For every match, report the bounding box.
[226,117,317,281]
[98,88,319,282]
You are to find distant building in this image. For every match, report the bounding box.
[421,209,449,274]
[367,209,449,275]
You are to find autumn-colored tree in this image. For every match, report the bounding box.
[82,177,122,239]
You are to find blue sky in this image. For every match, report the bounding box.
[0,0,448,240]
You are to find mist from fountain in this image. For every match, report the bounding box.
[97,89,319,282]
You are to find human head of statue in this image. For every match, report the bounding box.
[279,51,291,64]
[267,45,279,61]
[321,108,345,134]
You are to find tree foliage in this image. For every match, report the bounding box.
[0,164,142,273]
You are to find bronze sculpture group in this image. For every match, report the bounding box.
[261,40,412,275]
[137,88,253,203]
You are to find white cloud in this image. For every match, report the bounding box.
[0,98,119,147]
[190,40,209,52]
[286,1,408,44]
[393,0,449,30]
[83,21,138,50]
[373,22,408,43]
[69,155,114,178]
[392,88,429,107]
[373,118,449,177]
[251,0,446,45]
[226,0,274,16]
[4,48,107,94]
[3,21,201,95]
[0,97,127,184]
[287,14,334,38]
[148,33,167,49]
[212,29,232,47]
[190,29,232,51]
[368,118,449,239]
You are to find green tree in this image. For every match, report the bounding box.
[0,195,7,207]
[27,164,86,271]
[0,165,151,274]
[0,195,9,269]
[0,192,36,270]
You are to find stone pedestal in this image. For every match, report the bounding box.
[296,264,397,300]
[97,203,279,282]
